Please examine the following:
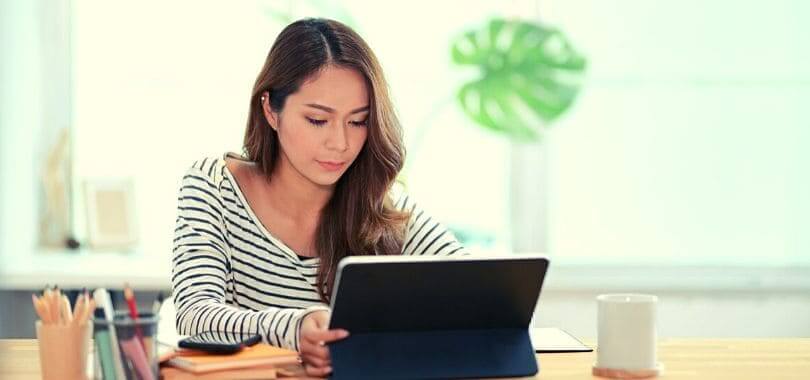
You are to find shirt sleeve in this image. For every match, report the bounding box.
[393,190,470,257]
[172,160,326,351]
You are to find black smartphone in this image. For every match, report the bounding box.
[178,331,262,354]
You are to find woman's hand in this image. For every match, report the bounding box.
[299,310,349,377]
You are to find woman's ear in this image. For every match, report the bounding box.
[260,91,279,130]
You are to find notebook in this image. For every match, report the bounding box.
[530,327,593,353]
[156,322,187,363]
[165,343,299,374]
[160,365,277,379]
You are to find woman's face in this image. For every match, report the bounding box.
[263,65,369,188]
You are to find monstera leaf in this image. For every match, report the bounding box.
[451,19,587,140]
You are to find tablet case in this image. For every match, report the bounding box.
[328,255,548,379]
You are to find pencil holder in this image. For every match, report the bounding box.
[36,320,92,380]
[92,311,159,380]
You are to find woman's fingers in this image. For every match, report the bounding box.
[298,310,338,378]
[300,346,332,377]
[301,353,330,368]
[301,341,330,359]
[304,363,333,377]
[304,328,349,344]
[298,311,347,378]
[300,329,348,359]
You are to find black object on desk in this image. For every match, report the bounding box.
[328,254,549,380]
[178,331,261,354]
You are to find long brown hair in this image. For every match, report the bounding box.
[243,18,409,303]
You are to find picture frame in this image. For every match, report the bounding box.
[83,179,138,249]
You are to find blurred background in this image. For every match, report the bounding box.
[1,0,808,339]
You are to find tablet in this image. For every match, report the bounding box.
[327,254,549,379]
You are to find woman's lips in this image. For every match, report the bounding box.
[317,160,345,171]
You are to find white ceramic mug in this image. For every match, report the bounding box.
[594,294,660,377]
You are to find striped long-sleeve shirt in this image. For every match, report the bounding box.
[172,155,468,351]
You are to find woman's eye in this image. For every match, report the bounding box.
[349,119,367,127]
[306,117,327,126]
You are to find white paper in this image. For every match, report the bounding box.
[530,327,592,352]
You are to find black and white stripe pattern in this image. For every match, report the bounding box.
[172,155,468,351]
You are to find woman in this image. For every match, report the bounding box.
[172,18,467,377]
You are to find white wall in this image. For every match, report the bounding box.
[534,290,810,339]
[541,0,810,266]
[0,0,42,264]
[529,265,810,338]
[66,0,518,259]
[2,0,809,339]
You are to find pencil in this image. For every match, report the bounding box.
[54,287,63,324]
[41,297,53,324]
[61,295,72,324]
[52,286,61,323]
[32,294,48,323]
[84,297,96,325]
[124,284,146,348]
[43,287,56,323]
[75,291,93,326]
[73,291,86,326]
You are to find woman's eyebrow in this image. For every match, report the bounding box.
[305,103,369,114]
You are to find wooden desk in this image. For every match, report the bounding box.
[2,338,809,379]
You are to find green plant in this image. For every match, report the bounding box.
[451,18,587,141]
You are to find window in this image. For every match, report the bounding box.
[4,1,807,281]
[540,0,810,267]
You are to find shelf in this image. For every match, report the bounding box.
[0,248,171,290]
[2,249,809,292]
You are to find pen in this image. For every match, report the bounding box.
[94,288,127,379]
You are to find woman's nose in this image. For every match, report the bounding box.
[325,124,349,152]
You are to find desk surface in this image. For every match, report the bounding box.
[1,338,809,379]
